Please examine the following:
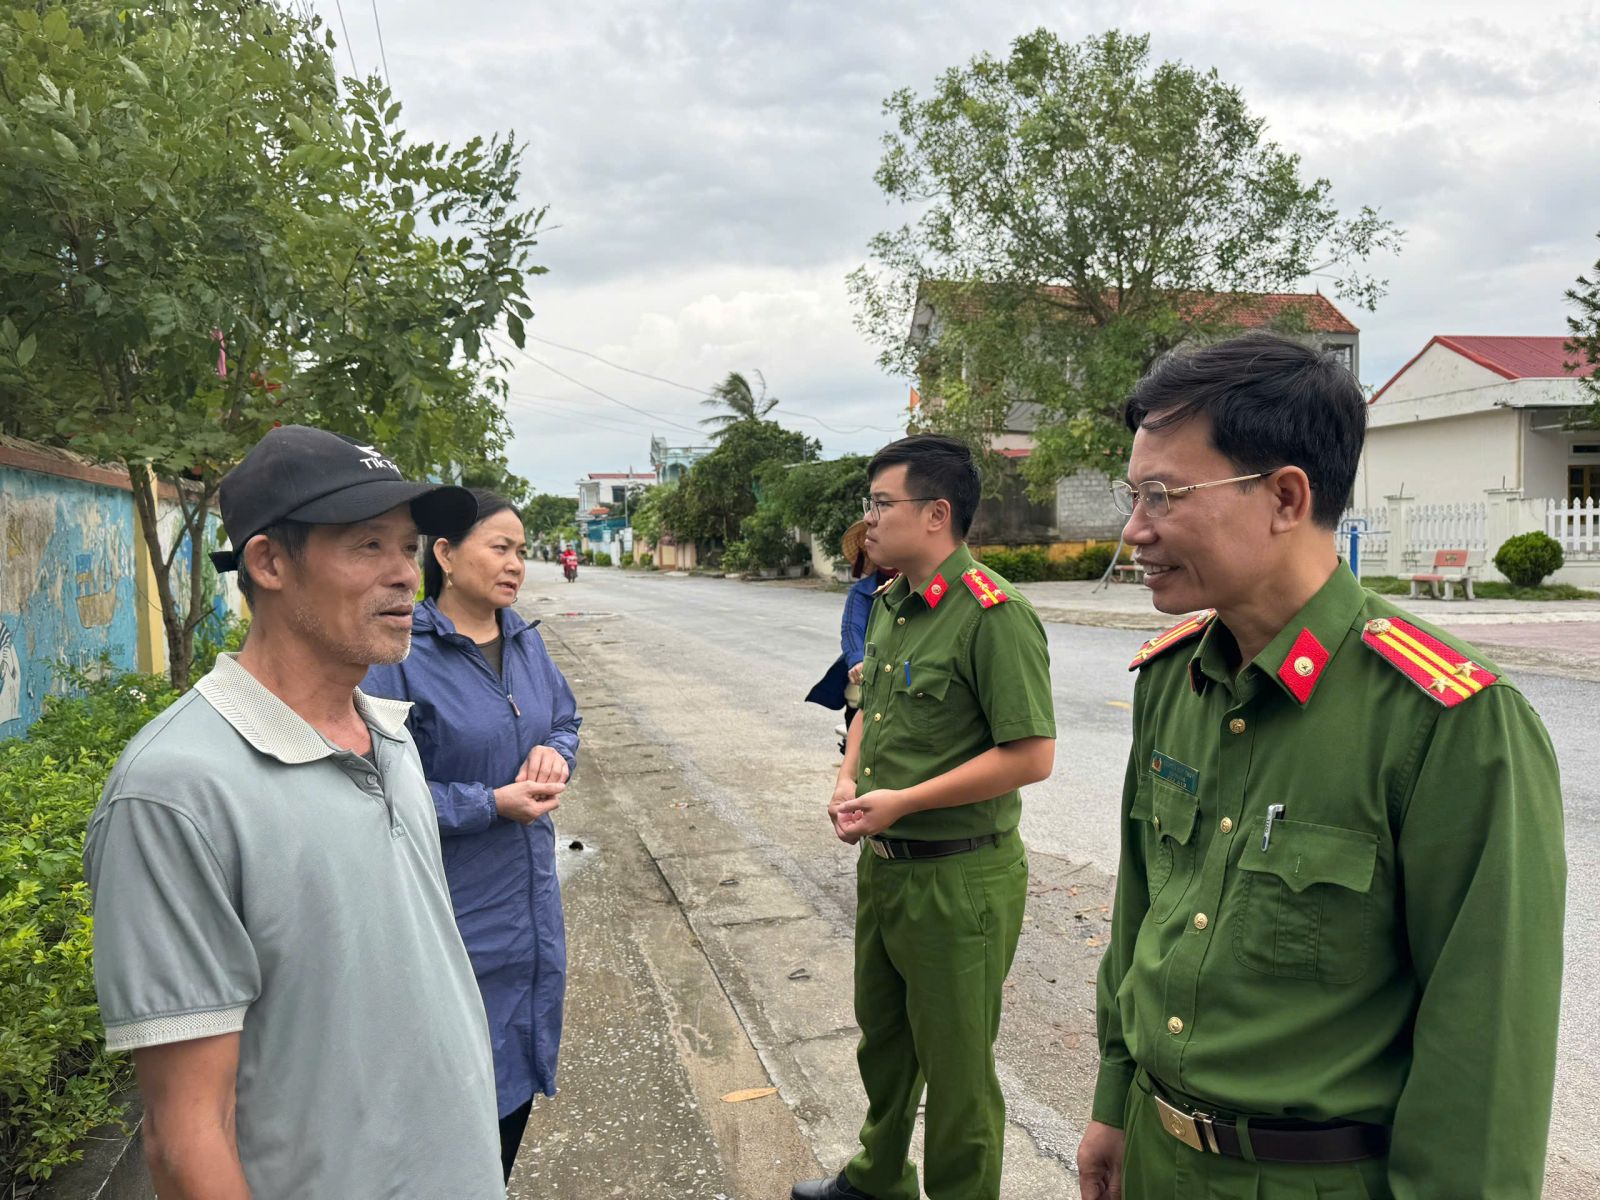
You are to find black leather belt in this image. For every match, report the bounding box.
[1146,1076,1390,1165]
[865,833,999,860]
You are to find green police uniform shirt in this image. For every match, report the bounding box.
[1093,563,1565,1197]
[855,544,1056,840]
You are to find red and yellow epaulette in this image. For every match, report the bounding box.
[961,566,1009,609]
[1360,616,1497,707]
[1128,611,1216,671]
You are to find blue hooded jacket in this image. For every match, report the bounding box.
[363,599,580,1116]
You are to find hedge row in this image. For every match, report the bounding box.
[974,543,1123,583]
[1,626,243,1188]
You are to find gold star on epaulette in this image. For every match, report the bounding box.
[1457,660,1478,678]
[1429,676,1449,693]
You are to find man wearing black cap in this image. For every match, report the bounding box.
[84,427,516,1199]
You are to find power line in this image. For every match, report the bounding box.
[489,334,708,436]
[369,0,391,88]
[330,0,359,76]
[523,332,708,396]
[507,331,904,437]
[504,392,665,438]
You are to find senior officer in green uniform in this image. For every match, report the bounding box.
[1076,332,1566,1200]
[792,434,1057,1200]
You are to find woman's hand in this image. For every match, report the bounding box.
[517,746,571,785]
[847,661,864,685]
[494,780,564,824]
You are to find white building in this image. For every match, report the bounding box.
[1356,336,1598,510]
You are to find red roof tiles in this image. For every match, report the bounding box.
[1371,336,1598,403]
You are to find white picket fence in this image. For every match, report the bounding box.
[1340,506,1390,571]
[1341,502,1487,574]
[1546,497,1600,558]
[1341,494,1600,584]
[1406,502,1487,558]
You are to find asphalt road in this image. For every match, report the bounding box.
[529,562,1598,1195]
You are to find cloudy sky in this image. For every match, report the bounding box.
[326,0,1600,496]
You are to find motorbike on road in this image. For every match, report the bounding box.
[562,558,578,583]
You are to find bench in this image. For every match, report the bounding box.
[1403,549,1480,601]
[1111,563,1145,584]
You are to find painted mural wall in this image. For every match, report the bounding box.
[0,446,244,739]
[0,466,139,737]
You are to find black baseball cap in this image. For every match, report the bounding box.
[210,426,478,572]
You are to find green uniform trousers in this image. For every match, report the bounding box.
[1123,1072,1392,1200]
[845,829,1028,1200]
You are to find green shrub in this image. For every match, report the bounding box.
[728,506,807,572]
[0,671,181,1188]
[1,619,249,1188]
[1068,543,1119,581]
[1494,531,1564,588]
[976,547,1049,582]
[588,551,612,567]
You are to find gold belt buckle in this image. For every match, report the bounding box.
[867,837,892,859]
[1153,1092,1220,1154]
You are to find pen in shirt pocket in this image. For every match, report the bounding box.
[904,659,911,686]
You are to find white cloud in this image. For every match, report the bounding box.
[335,0,1600,494]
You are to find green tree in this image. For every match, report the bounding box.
[1567,233,1600,412]
[629,482,669,547]
[700,369,778,440]
[0,1,544,687]
[759,455,870,566]
[848,29,1402,492]
[656,419,818,546]
[518,492,579,539]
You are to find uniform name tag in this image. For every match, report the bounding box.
[1149,751,1199,795]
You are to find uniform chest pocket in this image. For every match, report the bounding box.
[1129,781,1199,921]
[890,665,960,747]
[1230,819,1378,984]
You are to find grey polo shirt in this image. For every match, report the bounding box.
[84,654,503,1199]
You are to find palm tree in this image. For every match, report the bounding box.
[700,370,777,439]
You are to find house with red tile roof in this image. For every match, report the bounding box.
[907,283,1362,542]
[1356,336,1599,510]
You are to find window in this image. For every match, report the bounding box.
[1570,466,1600,503]
[1322,343,1353,372]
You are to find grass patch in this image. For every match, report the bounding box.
[1361,576,1599,601]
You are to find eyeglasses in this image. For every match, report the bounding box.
[1108,470,1283,519]
[861,496,941,518]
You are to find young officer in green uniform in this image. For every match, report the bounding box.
[792,435,1057,1200]
[1076,333,1566,1200]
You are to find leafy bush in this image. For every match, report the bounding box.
[976,547,1050,582]
[726,505,807,572]
[589,551,612,567]
[0,671,181,1188]
[758,455,869,567]
[1068,543,1118,580]
[974,543,1124,582]
[1,620,248,1188]
[1494,531,1564,588]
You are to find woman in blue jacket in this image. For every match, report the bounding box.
[364,490,579,1182]
[806,520,896,747]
